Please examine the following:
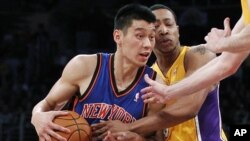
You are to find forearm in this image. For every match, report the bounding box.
[129,109,192,135]
[130,88,209,136]
[129,114,163,135]
[165,52,248,98]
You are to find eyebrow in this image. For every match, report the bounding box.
[133,27,156,32]
[156,18,171,22]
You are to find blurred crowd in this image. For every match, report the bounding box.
[0,0,249,140]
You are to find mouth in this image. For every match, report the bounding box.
[161,38,172,44]
[159,38,172,46]
[138,52,150,62]
[139,52,150,58]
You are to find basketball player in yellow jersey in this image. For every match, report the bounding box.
[93,4,227,141]
[146,4,227,141]
[140,0,250,104]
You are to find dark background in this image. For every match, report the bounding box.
[0,0,249,140]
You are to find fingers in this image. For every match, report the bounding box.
[92,125,109,136]
[104,131,116,141]
[144,74,155,85]
[46,122,68,141]
[142,92,163,104]
[35,111,70,141]
[47,129,67,141]
[43,134,52,141]
[104,131,128,141]
[204,35,208,42]
[92,122,109,140]
[141,90,153,100]
[140,86,152,95]
[51,122,70,133]
[143,96,158,104]
[140,84,161,103]
[114,132,127,140]
[48,112,70,141]
[223,17,231,36]
[98,131,109,140]
[91,121,106,131]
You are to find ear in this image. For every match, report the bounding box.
[176,25,180,38]
[113,29,122,45]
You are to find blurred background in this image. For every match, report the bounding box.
[0,0,249,140]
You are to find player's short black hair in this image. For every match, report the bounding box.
[114,4,156,33]
[150,4,177,23]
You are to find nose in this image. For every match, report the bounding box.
[143,37,153,49]
[158,25,168,35]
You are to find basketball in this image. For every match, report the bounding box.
[51,111,91,141]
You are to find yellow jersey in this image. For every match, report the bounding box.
[152,46,227,141]
[241,0,250,24]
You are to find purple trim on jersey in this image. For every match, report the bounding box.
[198,86,225,141]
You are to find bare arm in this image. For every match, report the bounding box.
[224,0,250,52]
[130,45,215,134]
[206,16,250,53]
[130,86,210,135]
[163,16,249,99]
[140,16,249,102]
[32,54,97,113]
[31,54,97,141]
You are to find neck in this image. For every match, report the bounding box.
[155,46,181,74]
[113,53,139,87]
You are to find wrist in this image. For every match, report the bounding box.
[218,37,229,52]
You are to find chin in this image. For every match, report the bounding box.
[137,61,147,67]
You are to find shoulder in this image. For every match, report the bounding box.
[185,44,216,73]
[187,44,216,59]
[61,54,99,83]
[65,54,98,72]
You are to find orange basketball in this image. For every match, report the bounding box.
[52,111,91,141]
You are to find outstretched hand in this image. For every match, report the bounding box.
[140,74,170,104]
[204,17,232,53]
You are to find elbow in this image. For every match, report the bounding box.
[222,62,240,77]
[225,65,238,76]
[218,58,240,78]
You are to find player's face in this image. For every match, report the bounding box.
[152,9,180,55]
[116,20,156,66]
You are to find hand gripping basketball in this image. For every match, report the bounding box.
[52,111,92,141]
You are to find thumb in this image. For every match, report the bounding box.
[53,110,69,117]
[223,17,231,37]
[144,74,154,85]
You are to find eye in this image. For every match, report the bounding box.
[154,23,160,29]
[136,34,144,39]
[164,21,174,27]
[166,23,173,27]
[149,35,155,41]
